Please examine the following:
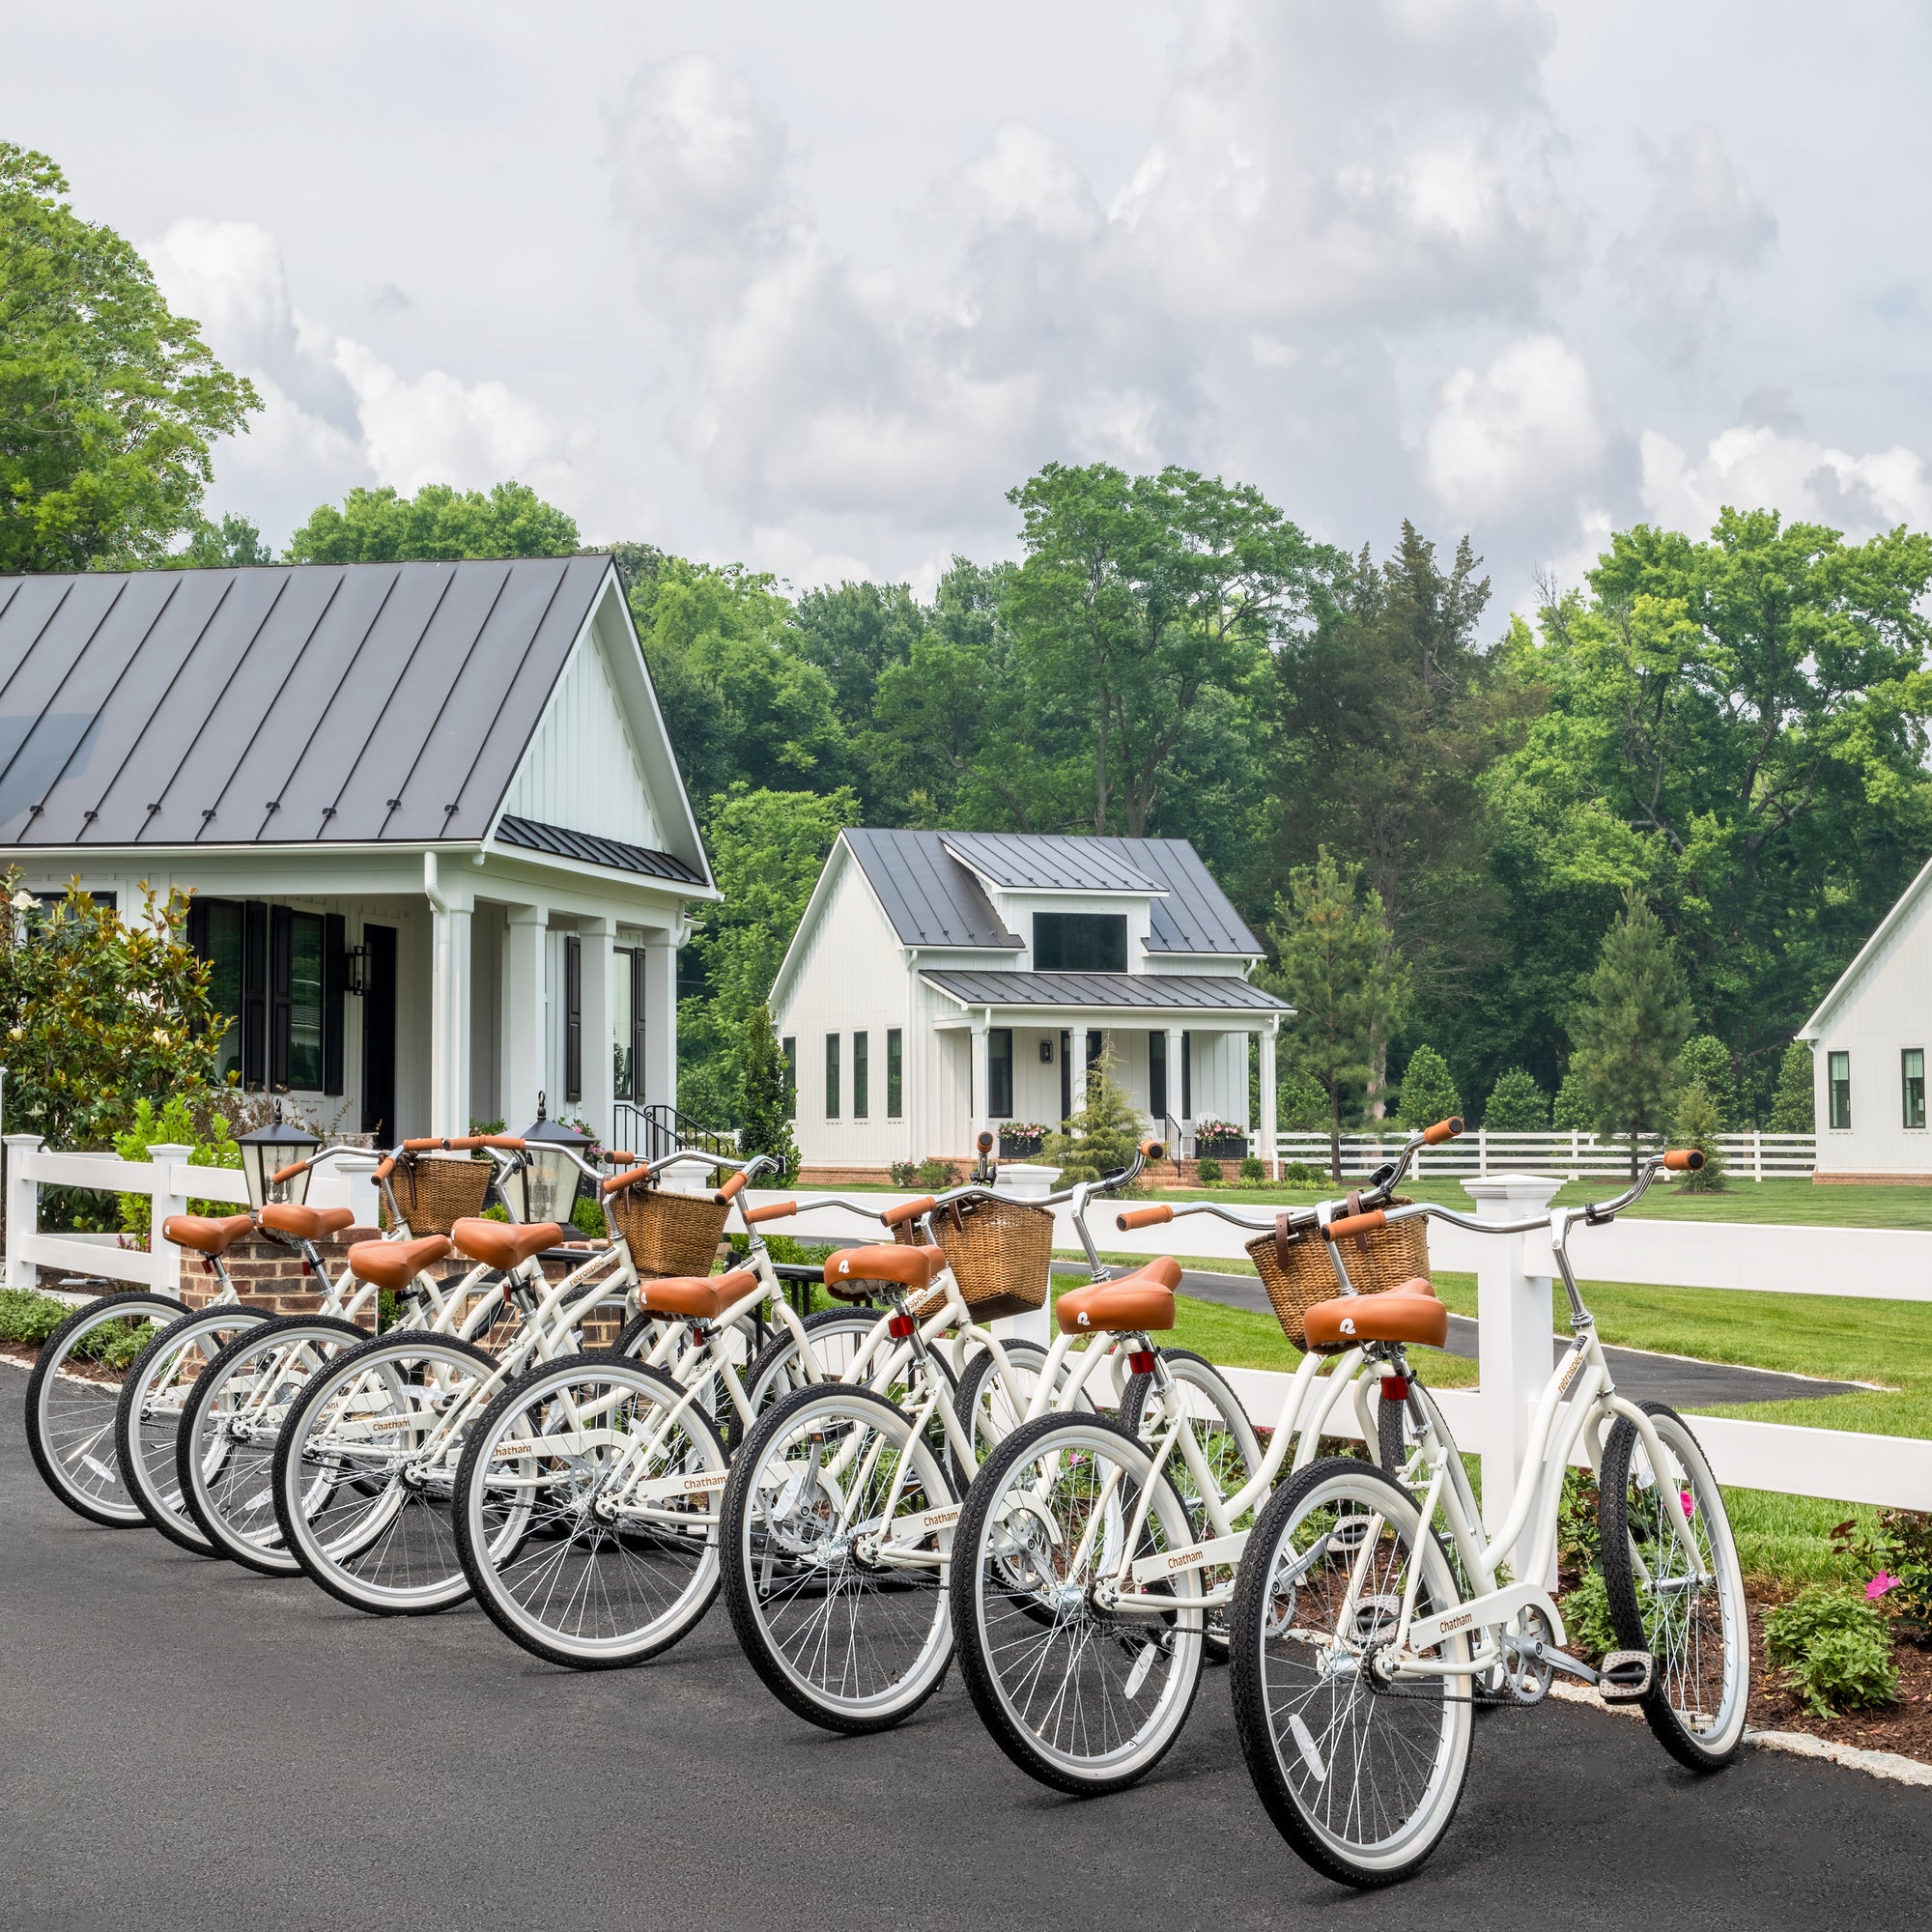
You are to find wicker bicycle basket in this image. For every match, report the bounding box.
[607,1181,730,1280]
[389,1152,494,1236]
[1245,1196,1430,1350]
[931,1195,1054,1323]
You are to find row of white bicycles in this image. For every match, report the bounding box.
[21,1118,1747,1887]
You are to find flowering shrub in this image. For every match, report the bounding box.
[1833,1510,1932,1645]
[1765,1585,1899,1717]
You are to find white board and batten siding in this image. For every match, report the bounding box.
[1804,853,1932,1179]
[781,850,916,1166]
[498,619,664,853]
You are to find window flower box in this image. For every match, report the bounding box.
[998,1122,1049,1160]
[1193,1120,1248,1161]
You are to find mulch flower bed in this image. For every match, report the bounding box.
[1747,1591,1932,1760]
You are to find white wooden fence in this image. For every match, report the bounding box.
[746,1179,1932,1519]
[1271,1128,1816,1179]
[2,1134,380,1298]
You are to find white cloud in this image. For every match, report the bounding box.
[144,217,591,544]
[1640,425,1932,539]
[1422,334,1607,517]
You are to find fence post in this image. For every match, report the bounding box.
[5,1133,43,1290]
[1463,1171,1563,1585]
[148,1143,192,1299]
[1752,1131,1763,1183]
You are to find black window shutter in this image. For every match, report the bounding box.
[270,905,293,1089]
[186,898,208,957]
[565,936,582,1103]
[323,913,346,1096]
[242,901,270,1088]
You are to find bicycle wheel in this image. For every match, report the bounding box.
[952,1337,1101,1490]
[115,1303,272,1553]
[951,1411,1205,1794]
[1374,1375,1481,1580]
[454,1355,726,1668]
[24,1292,185,1526]
[721,1382,955,1734]
[739,1306,883,1414]
[272,1331,500,1615]
[1118,1347,1264,1659]
[1229,1457,1473,1888]
[176,1315,370,1573]
[1599,1400,1748,1771]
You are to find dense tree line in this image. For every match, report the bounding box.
[11,139,1929,1147]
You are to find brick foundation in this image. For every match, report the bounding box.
[1812,1171,1930,1185]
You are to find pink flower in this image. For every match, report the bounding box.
[1680,1490,1696,1520]
[1868,1573,1901,1601]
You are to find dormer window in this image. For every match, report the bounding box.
[1034,912,1126,972]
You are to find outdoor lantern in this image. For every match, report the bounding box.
[237,1102,322,1209]
[507,1093,595,1225]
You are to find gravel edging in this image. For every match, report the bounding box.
[1549,1681,1932,1787]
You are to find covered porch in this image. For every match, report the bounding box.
[919,970,1289,1169]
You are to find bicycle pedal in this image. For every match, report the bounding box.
[1597,1650,1655,1701]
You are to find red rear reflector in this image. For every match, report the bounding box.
[1381,1375,1409,1401]
[1128,1350,1157,1376]
[887,1313,917,1340]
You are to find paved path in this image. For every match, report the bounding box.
[2,1416,1925,1931]
[1121,1264,1862,1408]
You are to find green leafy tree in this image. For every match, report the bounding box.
[676,786,857,1125]
[734,1004,798,1185]
[167,512,271,569]
[0,144,260,571]
[1263,850,1410,1180]
[113,1092,241,1236]
[1395,1044,1460,1130]
[1551,1067,1593,1131]
[1571,888,1692,1175]
[1006,462,1335,836]
[1043,1052,1146,1189]
[1669,1079,1726,1191]
[1768,1041,1816,1133]
[1483,1066,1549,1132]
[1674,1034,1736,1130]
[0,879,228,1235]
[1486,510,1932,1102]
[283,481,578,562]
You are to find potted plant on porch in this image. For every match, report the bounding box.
[1193,1118,1249,1161]
[998,1121,1049,1159]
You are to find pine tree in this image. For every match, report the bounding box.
[1670,1079,1727,1191]
[1767,1040,1816,1133]
[1263,850,1410,1181]
[734,1004,798,1185]
[1043,1050,1147,1191]
[1395,1045,1460,1131]
[1571,888,1691,1178]
[1484,1066,1549,1132]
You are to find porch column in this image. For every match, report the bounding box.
[971,1010,992,1150]
[1258,1020,1279,1179]
[1164,1027,1184,1144]
[429,894,472,1139]
[640,928,678,1117]
[503,905,546,1133]
[579,916,615,1147]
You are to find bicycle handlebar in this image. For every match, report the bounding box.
[1325,1208,1386,1242]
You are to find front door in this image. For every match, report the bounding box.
[360,923,398,1147]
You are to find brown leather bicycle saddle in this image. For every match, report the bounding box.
[450,1218,566,1270]
[348,1235,453,1292]
[161,1212,257,1256]
[259,1203,355,1242]
[641,1267,758,1321]
[1055,1257,1181,1335]
[1300,1278,1447,1354]
[823,1243,935,1301]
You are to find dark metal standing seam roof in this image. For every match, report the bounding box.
[921,969,1287,1011]
[0,556,629,851]
[839,827,1259,955]
[496,813,705,885]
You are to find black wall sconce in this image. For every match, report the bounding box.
[1038,1037,1054,1064]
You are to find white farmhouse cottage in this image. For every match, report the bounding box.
[770,829,1290,1181]
[0,555,713,1150]
[1800,851,1932,1182]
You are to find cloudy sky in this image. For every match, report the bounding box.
[11,0,1932,604]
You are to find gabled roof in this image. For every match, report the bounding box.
[841,827,1260,956]
[1801,850,1932,1037]
[923,969,1286,1014]
[0,556,689,861]
[495,814,705,886]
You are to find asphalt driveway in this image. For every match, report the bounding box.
[2,1404,1925,1932]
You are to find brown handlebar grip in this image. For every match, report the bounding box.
[714,1171,750,1203]
[603,1151,636,1166]
[373,1157,396,1181]
[477,1135,525,1151]
[600,1163,652,1195]
[1115,1205,1174,1231]
[270,1159,311,1184]
[1138,1138,1164,1160]
[745,1200,796,1225]
[1662,1149,1706,1171]
[976,1130,994,1153]
[1325,1209,1387,1241]
[882,1195,937,1229]
[401,1138,439,1151]
[1423,1116,1464,1146]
